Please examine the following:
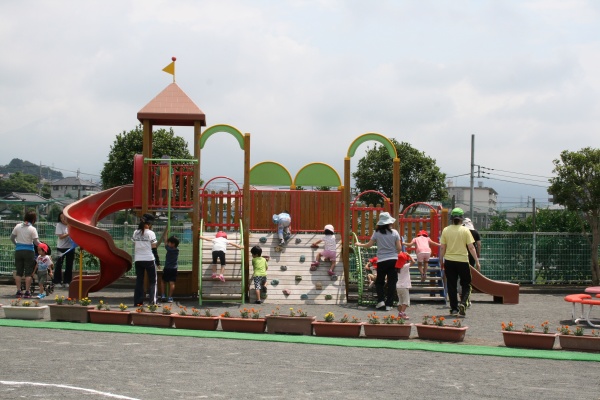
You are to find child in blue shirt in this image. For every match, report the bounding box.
[159,235,179,303]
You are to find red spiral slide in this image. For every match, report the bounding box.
[63,185,134,299]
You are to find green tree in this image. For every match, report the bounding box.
[486,209,587,232]
[0,172,39,196]
[548,147,600,284]
[352,139,447,208]
[100,125,194,189]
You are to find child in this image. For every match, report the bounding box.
[250,245,268,305]
[310,224,337,276]
[273,211,291,245]
[396,251,415,320]
[33,242,53,299]
[159,235,180,303]
[365,256,378,288]
[199,231,244,282]
[405,230,440,281]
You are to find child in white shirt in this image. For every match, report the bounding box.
[199,231,244,282]
[33,243,54,298]
[396,252,415,320]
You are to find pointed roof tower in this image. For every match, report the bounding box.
[137,83,206,126]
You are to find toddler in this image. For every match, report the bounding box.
[250,245,268,304]
[405,230,439,281]
[33,243,53,298]
[310,224,338,276]
[273,211,291,245]
[365,256,378,288]
[199,231,244,282]
[396,251,415,320]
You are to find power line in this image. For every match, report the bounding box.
[481,176,549,188]
[40,164,100,178]
[480,166,552,179]
[481,171,549,184]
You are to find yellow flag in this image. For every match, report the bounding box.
[162,61,175,75]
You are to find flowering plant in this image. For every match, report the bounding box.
[367,313,380,324]
[383,314,406,325]
[339,314,360,323]
[324,312,335,322]
[201,308,212,317]
[138,303,160,313]
[522,324,535,333]
[10,299,39,307]
[178,306,189,316]
[422,315,458,327]
[221,311,232,318]
[79,297,92,306]
[501,321,515,331]
[118,303,128,312]
[240,308,261,319]
[54,295,65,305]
[96,300,110,311]
[289,308,308,317]
[162,305,172,315]
[67,297,77,305]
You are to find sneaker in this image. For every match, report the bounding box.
[64,283,69,288]
[385,306,391,311]
[167,297,173,303]
[218,274,226,282]
[465,299,471,308]
[280,240,285,246]
[211,273,217,279]
[368,282,374,288]
[254,300,262,304]
[160,295,166,302]
[310,262,319,268]
[458,303,466,316]
[15,291,22,298]
[23,291,31,299]
[328,270,335,276]
[37,293,45,299]
[450,309,459,316]
[376,301,386,309]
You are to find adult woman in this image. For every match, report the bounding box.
[54,212,75,287]
[10,210,40,298]
[355,212,403,311]
[133,213,160,306]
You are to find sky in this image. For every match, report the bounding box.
[1,0,599,209]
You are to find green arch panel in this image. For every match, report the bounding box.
[200,124,245,150]
[294,162,342,187]
[249,162,293,186]
[347,133,397,159]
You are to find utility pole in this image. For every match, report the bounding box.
[469,134,475,220]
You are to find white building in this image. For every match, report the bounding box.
[446,180,498,229]
[51,177,101,203]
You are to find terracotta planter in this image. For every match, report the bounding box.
[312,322,363,338]
[49,304,93,323]
[88,310,132,325]
[363,323,412,340]
[265,315,316,335]
[172,315,220,331]
[220,317,266,333]
[3,305,48,320]
[415,324,468,342]
[558,334,600,352]
[131,312,173,328]
[501,331,556,350]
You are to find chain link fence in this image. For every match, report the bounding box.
[0,221,595,284]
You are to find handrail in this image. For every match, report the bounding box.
[239,218,245,304]
[351,232,365,301]
[198,219,204,305]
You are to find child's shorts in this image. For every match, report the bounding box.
[37,271,48,288]
[321,249,336,260]
[396,288,410,306]
[253,276,267,290]
[416,252,431,263]
[212,251,226,266]
[162,268,178,282]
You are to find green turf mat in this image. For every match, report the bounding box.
[1,319,599,362]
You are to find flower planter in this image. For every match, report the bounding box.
[363,323,412,340]
[415,324,468,342]
[558,334,600,352]
[172,315,220,331]
[265,315,316,335]
[49,304,93,323]
[220,317,266,333]
[131,312,173,328]
[88,310,132,325]
[501,331,556,350]
[3,305,48,320]
[312,322,363,338]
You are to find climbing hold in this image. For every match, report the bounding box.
[300,294,309,300]
[299,255,306,262]
[295,275,302,282]
[259,237,267,243]
[330,274,338,281]
[315,282,323,290]
[282,289,291,296]
[274,246,282,253]
[295,238,301,244]
[280,265,287,271]
[309,266,317,272]
[325,294,333,300]
[271,279,279,286]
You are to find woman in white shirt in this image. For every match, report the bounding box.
[133,214,160,306]
[54,212,75,287]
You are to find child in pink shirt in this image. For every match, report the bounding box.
[405,230,440,281]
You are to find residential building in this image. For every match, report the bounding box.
[51,177,101,204]
[446,180,498,229]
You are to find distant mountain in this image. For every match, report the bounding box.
[0,158,63,180]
